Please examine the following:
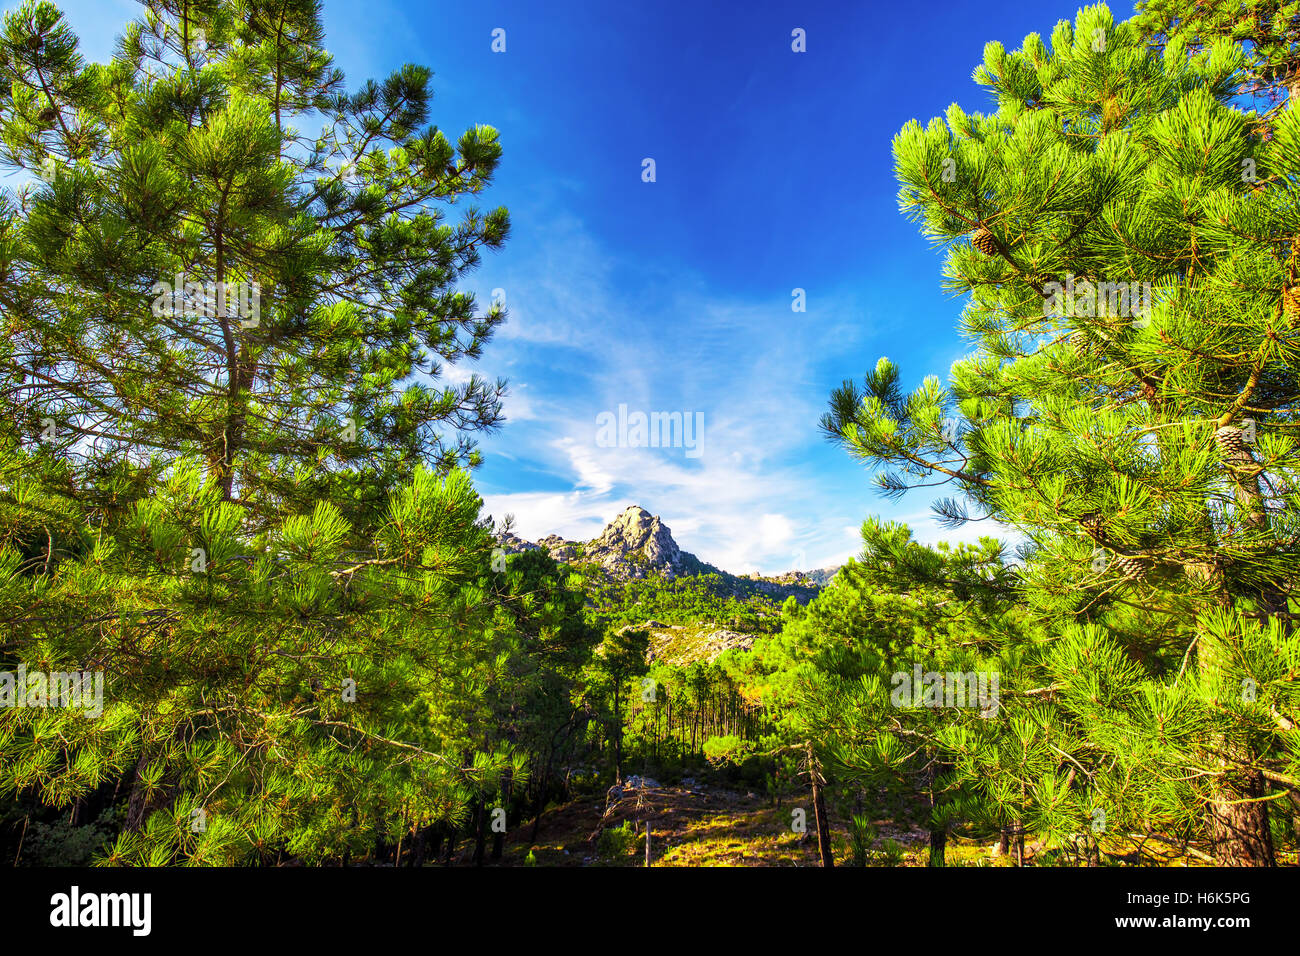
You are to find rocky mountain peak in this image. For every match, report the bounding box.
[494,505,704,580]
[493,506,832,595]
[589,505,692,579]
[618,504,653,520]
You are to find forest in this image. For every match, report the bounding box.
[2,0,1300,874]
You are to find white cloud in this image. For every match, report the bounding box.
[466,211,1001,575]
[758,514,794,549]
[479,490,613,542]
[556,437,616,496]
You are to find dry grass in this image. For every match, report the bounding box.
[496,782,1274,867]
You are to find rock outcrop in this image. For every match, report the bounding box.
[537,534,581,562]
[494,505,829,598]
[698,628,755,656]
[585,506,705,580]
[495,531,540,555]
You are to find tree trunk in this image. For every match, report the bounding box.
[441,826,455,866]
[613,686,624,784]
[490,818,505,863]
[471,800,487,867]
[1200,621,1277,866]
[123,752,153,832]
[927,758,946,867]
[807,743,834,868]
[929,829,947,868]
[1208,766,1275,866]
[412,824,426,868]
[530,744,556,845]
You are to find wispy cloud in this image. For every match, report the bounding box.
[467,208,984,575]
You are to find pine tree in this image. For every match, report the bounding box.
[1,0,509,521]
[586,626,650,784]
[0,0,518,864]
[733,522,1044,866]
[481,546,601,847]
[823,4,1300,864]
[1135,0,1300,106]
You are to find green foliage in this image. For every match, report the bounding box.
[1134,0,1300,106]
[874,837,906,868]
[13,806,119,866]
[589,572,786,632]
[730,521,1045,849]
[590,627,651,691]
[1,0,510,528]
[2,463,524,864]
[700,734,748,762]
[583,627,650,781]
[0,0,558,867]
[595,820,636,860]
[815,2,1300,864]
[848,814,874,867]
[6,0,1297,870]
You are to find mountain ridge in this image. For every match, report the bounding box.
[495,504,840,596]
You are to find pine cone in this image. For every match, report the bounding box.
[1283,286,1300,328]
[971,226,998,257]
[1079,514,1105,541]
[38,107,56,124]
[1215,424,1247,461]
[1112,554,1145,580]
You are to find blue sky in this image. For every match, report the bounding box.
[49,0,1138,574]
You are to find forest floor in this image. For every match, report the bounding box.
[495,782,1232,867]
[502,784,830,867]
